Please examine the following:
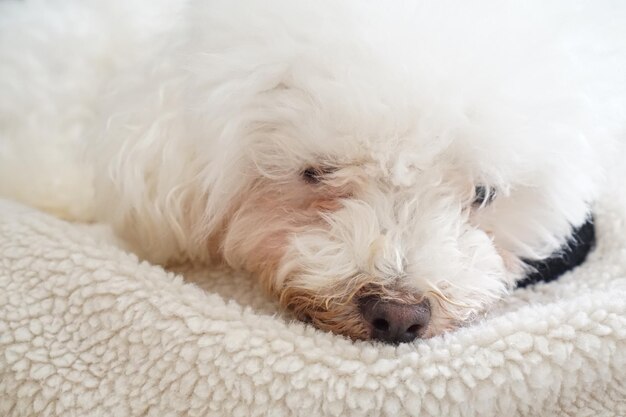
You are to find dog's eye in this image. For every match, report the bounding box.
[301,166,334,184]
[473,185,496,207]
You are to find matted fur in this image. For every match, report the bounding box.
[1,0,625,340]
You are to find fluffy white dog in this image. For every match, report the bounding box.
[1,0,625,343]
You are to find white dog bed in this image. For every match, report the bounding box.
[0,195,624,417]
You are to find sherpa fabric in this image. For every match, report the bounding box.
[0,196,625,417]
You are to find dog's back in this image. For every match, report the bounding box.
[0,0,182,220]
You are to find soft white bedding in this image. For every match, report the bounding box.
[1,198,625,417]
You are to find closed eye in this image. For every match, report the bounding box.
[301,166,336,184]
[473,185,496,207]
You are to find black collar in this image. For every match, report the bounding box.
[517,215,596,288]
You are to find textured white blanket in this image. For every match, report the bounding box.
[0,197,625,417]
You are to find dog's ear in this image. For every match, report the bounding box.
[89,62,255,265]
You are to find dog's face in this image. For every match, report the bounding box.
[206,72,536,342]
[221,146,515,342]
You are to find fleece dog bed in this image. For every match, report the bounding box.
[0,195,624,417]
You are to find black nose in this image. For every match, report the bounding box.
[359,296,431,344]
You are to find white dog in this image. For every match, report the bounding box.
[1,0,625,343]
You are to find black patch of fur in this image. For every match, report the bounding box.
[517,215,596,288]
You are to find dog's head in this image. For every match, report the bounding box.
[219,141,517,342]
[100,0,609,343]
[192,52,599,342]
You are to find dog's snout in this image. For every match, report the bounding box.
[359,296,431,344]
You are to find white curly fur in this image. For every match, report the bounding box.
[1,0,625,339]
